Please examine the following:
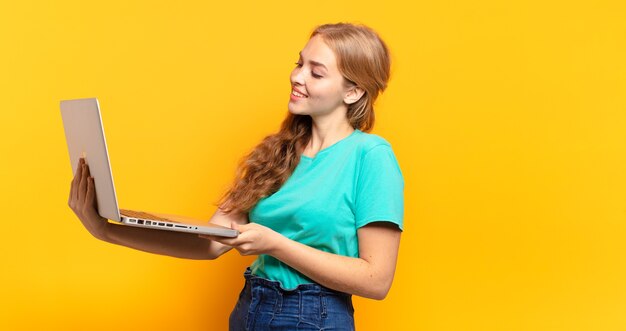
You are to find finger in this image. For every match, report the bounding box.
[85,176,97,214]
[215,237,237,246]
[231,221,250,232]
[89,176,100,211]
[77,164,88,206]
[68,177,75,208]
[201,235,239,246]
[199,234,222,242]
[72,157,84,185]
[72,158,84,203]
[83,162,92,186]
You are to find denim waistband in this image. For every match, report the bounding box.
[243,267,350,297]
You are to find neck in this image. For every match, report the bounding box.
[305,118,354,156]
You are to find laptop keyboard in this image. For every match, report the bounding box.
[120,209,173,222]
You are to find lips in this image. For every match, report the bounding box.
[292,86,308,98]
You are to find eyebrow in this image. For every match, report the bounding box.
[299,52,328,70]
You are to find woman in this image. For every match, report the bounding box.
[69,22,404,331]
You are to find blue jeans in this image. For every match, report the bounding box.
[229,268,355,331]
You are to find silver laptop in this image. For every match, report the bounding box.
[60,97,238,237]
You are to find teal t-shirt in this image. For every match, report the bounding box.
[248,129,404,290]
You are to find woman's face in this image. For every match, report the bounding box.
[288,35,353,118]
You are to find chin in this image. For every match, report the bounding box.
[288,105,309,116]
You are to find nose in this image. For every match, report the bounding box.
[290,67,305,86]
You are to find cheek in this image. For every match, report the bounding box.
[314,85,345,106]
[308,81,337,100]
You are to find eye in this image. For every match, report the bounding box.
[294,62,323,79]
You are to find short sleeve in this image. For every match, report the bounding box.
[355,144,405,230]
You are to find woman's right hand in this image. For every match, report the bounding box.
[68,157,109,240]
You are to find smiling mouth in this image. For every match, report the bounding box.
[291,89,308,98]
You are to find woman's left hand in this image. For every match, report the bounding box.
[199,222,283,256]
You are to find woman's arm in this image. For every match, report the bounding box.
[203,221,401,300]
[273,222,401,300]
[102,208,246,260]
[69,157,247,260]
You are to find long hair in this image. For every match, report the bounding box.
[217,22,391,215]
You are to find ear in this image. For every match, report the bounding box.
[343,86,365,105]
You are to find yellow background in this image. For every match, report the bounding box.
[1,0,625,330]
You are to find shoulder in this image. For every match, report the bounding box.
[353,130,394,156]
[351,131,402,175]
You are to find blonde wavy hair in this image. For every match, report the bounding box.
[217,22,391,215]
